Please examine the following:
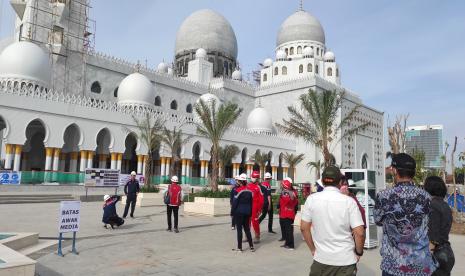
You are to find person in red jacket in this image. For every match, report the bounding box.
[279,177,299,250]
[247,170,264,243]
[165,176,184,233]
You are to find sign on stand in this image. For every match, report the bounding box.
[119,173,145,186]
[57,201,81,256]
[0,170,21,185]
[84,169,120,187]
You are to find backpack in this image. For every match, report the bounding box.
[164,186,171,205]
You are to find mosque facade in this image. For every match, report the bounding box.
[0,1,384,186]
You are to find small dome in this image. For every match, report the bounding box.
[167,67,174,76]
[247,106,273,133]
[302,46,314,57]
[157,62,169,73]
[196,92,220,106]
[277,10,325,46]
[118,73,155,107]
[263,58,273,67]
[276,49,287,60]
[195,48,207,59]
[0,41,51,87]
[232,69,242,81]
[324,51,335,62]
[175,9,238,59]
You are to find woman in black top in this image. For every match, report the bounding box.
[424,176,455,276]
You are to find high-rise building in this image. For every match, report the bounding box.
[406,125,444,169]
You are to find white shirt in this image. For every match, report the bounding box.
[301,186,364,266]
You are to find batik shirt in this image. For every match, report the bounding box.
[374,182,437,275]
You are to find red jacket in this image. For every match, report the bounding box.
[247,182,264,211]
[279,189,298,220]
[167,184,182,206]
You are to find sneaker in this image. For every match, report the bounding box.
[231,227,235,230]
[174,229,179,233]
[250,247,256,252]
[166,228,172,232]
[232,248,243,253]
[130,215,134,219]
[287,247,295,251]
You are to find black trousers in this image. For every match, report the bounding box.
[108,216,124,227]
[259,202,273,232]
[123,195,137,217]
[167,205,179,230]
[280,218,294,248]
[235,214,253,250]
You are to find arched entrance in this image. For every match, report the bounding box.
[94,128,111,169]
[252,149,261,172]
[191,142,201,178]
[277,153,284,180]
[266,151,273,174]
[62,124,81,172]
[122,133,137,174]
[23,119,46,171]
[239,148,247,174]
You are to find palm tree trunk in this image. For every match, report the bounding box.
[144,154,152,186]
[323,146,331,167]
[219,161,225,179]
[211,145,219,192]
[170,154,176,178]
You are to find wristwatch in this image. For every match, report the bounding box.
[354,249,364,256]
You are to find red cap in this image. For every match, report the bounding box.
[282,178,292,190]
[251,171,260,178]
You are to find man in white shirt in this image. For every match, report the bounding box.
[300,166,365,276]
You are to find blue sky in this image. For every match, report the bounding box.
[1,0,464,168]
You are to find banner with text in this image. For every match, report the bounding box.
[58,201,81,233]
[0,171,21,185]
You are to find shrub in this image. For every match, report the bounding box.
[140,185,159,193]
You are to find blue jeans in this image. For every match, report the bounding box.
[382,272,396,276]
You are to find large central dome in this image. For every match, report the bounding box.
[175,9,238,59]
[276,10,325,46]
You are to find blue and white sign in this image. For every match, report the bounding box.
[0,171,21,185]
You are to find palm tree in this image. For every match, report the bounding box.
[131,114,165,186]
[249,151,270,179]
[307,159,323,181]
[194,99,243,191]
[283,152,305,180]
[218,144,240,179]
[160,126,191,178]
[276,89,368,167]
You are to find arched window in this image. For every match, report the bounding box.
[307,63,313,72]
[274,67,279,76]
[90,81,101,94]
[282,66,287,75]
[223,60,229,76]
[316,48,320,56]
[154,96,161,106]
[289,47,294,55]
[299,64,303,73]
[170,100,178,110]
[315,65,319,74]
[113,87,118,97]
[336,68,339,77]
[184,58,189,74]
[186,103,193,113]
[297,46,302,54]
[327,67,333,77]
[362,154,369,169]
[285,48,289,55]
[263,73,268,82]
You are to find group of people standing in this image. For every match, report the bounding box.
[230,170,299,252]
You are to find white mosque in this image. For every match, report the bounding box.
[0,0,384,186]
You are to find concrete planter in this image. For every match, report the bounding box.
[121,193,164,207]
[183,197,230,216]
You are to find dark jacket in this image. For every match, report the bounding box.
[230,186,239,205]
[124,179,140,198]
[429,197,452,246]
[259,184,269,207]
[232,186,253,216]
[102,195,120,224]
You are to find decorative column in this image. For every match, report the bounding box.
[160,157,166,177]
[137,155,143,174]
[13,145,22,171]
[44,147,53,171]
[4,144,13,169]
[79,150,87,172]
[52,148,61,171]
[117,153,123,170]
[186,160,191,178]
[181,159,186,176]
[98,154,107,169]
[283,167,288,179]
[87,151,94,169]
[200,160,205,178]
[142,155,148,176]
[247,164,252,177]
[110,152,117,170]
[69,152,79,172]
[165,158,171,177]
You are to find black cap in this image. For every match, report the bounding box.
[391,153,416,170]
[322,166,342,184]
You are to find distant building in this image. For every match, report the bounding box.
[406,125,443,169]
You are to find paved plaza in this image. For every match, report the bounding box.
[1,202,464,276]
